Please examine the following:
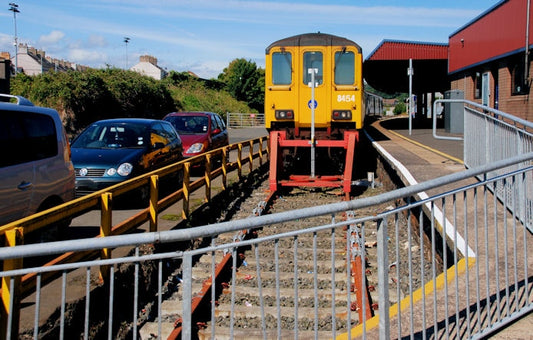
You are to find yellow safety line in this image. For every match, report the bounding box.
[387,129,464,165]
[335,257,477,339]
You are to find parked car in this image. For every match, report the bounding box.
[0,94,75,226]
[70,118,183,199]
[163,111,229,159]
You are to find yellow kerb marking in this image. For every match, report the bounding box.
[335,257,476,339]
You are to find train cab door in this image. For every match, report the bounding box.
[332,46,364,129]
[298,47,329,132]
[265,46,297,131]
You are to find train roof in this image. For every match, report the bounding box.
[265,32,362,54]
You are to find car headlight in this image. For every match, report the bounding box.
[187,143,205,154]
[117,163,133,176]
[106,168,117,176]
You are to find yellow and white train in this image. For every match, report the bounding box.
[265,32,373,196]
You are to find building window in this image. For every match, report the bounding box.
[511,61,528,95]
[474,72,482,99]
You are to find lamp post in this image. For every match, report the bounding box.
[124,37,130,69]
[9,2,19,74]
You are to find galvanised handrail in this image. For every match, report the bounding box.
[432,99,533,233]
[0,152,531,339]
[432,99,533,141]
[0,152,530,261]
[226,112,265,128]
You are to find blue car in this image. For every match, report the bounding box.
[71,118,183,199]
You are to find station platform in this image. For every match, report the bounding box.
[370,115,533,339]
[368,116,465,183]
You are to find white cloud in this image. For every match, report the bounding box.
[39,30,66,45]
[68,48,107,65]
[183,60,230,79]
[87,35,108,48]
[0,34,14,47]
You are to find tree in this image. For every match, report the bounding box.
[218,58,264,112]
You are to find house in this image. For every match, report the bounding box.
[130,55,168,80]
[6,44,88,76]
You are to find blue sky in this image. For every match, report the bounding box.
[1,0,500,79]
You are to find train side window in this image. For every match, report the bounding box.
[334,51,355,85]
[303,51,323,85]
[272,52,292,85]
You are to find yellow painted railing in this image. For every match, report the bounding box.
[0,135,269,323]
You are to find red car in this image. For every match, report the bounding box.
[163,111,229,159]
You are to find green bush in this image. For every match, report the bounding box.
[10,69,255,138]
[393,102,406,115]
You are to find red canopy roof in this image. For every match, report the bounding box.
[366,40,448,61]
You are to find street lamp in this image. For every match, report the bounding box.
[124,37,130,69]
[9,2,19,74]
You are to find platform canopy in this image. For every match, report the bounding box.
[363,40,449,94]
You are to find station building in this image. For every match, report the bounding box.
[448,0,533,122]
[365,0,533,123]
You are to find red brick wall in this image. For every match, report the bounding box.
[450,59,533,122]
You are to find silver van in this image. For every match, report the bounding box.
[0,94,75,226]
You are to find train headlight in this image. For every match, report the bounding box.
[332,110,352,120]
[275,110,294,120]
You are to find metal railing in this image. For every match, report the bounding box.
[365,92,384,116]
[0,152,531,339]
[0,102,532,339]
[0,135,269,337]
[226,112,265,128]
[433,99,533,232]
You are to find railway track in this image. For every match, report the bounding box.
[139,172,409,339]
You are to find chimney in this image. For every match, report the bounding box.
[18,43,28,54]
[140,55,157,65]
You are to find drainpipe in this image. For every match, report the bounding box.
[526,0,531,84]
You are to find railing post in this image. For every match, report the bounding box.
[1,227,23,340]
[222,147,228,191]
[100,192,112,283]
[258,137,264,167]
[377,217,390,339]
[182,252,193,340]
[237,143,243,180]
[266,135,270,164]
[205,154,212,202]
[149,175,159,232]
[248,140,254,173]
[182,162,191,219]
